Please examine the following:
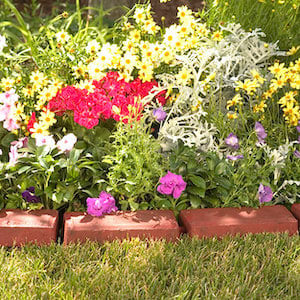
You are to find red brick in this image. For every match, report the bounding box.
[291,203,300,228]
[179,205,298,238]
[0,209,59,246]
[63,210,180,244]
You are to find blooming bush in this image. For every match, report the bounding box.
[0,0,299,214]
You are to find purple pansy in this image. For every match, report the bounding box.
[225,133,239,150]
[255,122,267,144]
[296,121,300,133]
[226,154,244,161]
[86,191,118,217]
[153,107,167,122]
[22,187,41,203]
[294,150,300,158]
[157,171,187,199]
[258,184,273,204]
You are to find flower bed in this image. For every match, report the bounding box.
[0,0,299,242]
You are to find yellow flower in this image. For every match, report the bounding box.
[129,29,141,42]
[250,69,265,84]
[270,78,286,90]
[73,62,87,78]
[161,49,174,64]
[30,122,49,138]
[76,80,96,93]
[1,77,15,91]
[226,94,243,110]
[39,109,56,127]
[38,87,57,103]
[268,62,286,77]
[212,31,223,42]
[227,112,238,119]
[22,85,34,98]
[176,67,193,85]
[30,71,47,86]
[133,7,146,24]
[253,101,267,113]
[235,79,260,94]
[286,46,300,56]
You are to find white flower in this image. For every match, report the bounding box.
[0,35,7,53]
[55,30,70,44]
[35,134,56,149]
[57,133,77,152]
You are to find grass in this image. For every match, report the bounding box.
[0,234,299,299]
[204,0,300,59]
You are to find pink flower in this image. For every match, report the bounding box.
[3,118,19,131]
[8,145,19,166]
[258,184,273,204]
[157,171,187,199]
[86,191,118,217]
[35,134,56,148]
[57,133,77,152]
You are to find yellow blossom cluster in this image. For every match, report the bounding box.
[227,59,299,126]
[79,5,220,84]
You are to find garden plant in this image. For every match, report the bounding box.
[0,0,299,216]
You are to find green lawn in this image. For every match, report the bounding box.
[0,234,299,299]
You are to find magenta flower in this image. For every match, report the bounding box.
[86,191,118,217]
[157,171,187,199]
[153,107,167,122]
[258,184,273,204]
[294,150,300,158]
[225,133,239,150]
[226,154,244,161]
[255,122,267,144]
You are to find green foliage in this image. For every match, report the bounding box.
[0,0,111,83]
[104,117,167,211]
[204,0,300,59]
[169,141,233,208]
[0,138,103,209]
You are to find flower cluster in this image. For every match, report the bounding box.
[86,191,118,217]
[157,171,187,199]
[0,90,21,132]
[48,72,166,128]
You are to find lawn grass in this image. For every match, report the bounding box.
[0,234,299,299]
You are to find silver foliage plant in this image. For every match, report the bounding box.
[146,23,282,151]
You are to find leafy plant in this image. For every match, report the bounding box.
[104,116,167,211]
[169,141,233,208]
[0,137,102,209]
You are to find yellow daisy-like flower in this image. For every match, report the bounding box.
[286,46,300,56]
[253,100,267,113]
[176,67,193,85]
[30,71,47,86]
[268,62,286,77]
[39,109,57,127]
[227,112,238,119]
[250,69,265,84]
[129,29,141,42]
[226,94,243,110]
[212,31,223,42]
[22,85,34,98]
[1,77,15,92]
[31,122,49,138]
[76,80,96,93]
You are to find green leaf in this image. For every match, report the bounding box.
[128,199,139,211]
[190,196,202,208]
[215,162,227,175]
[187,186,205,198]
[1,132,16,147]
[188,175,206,190]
